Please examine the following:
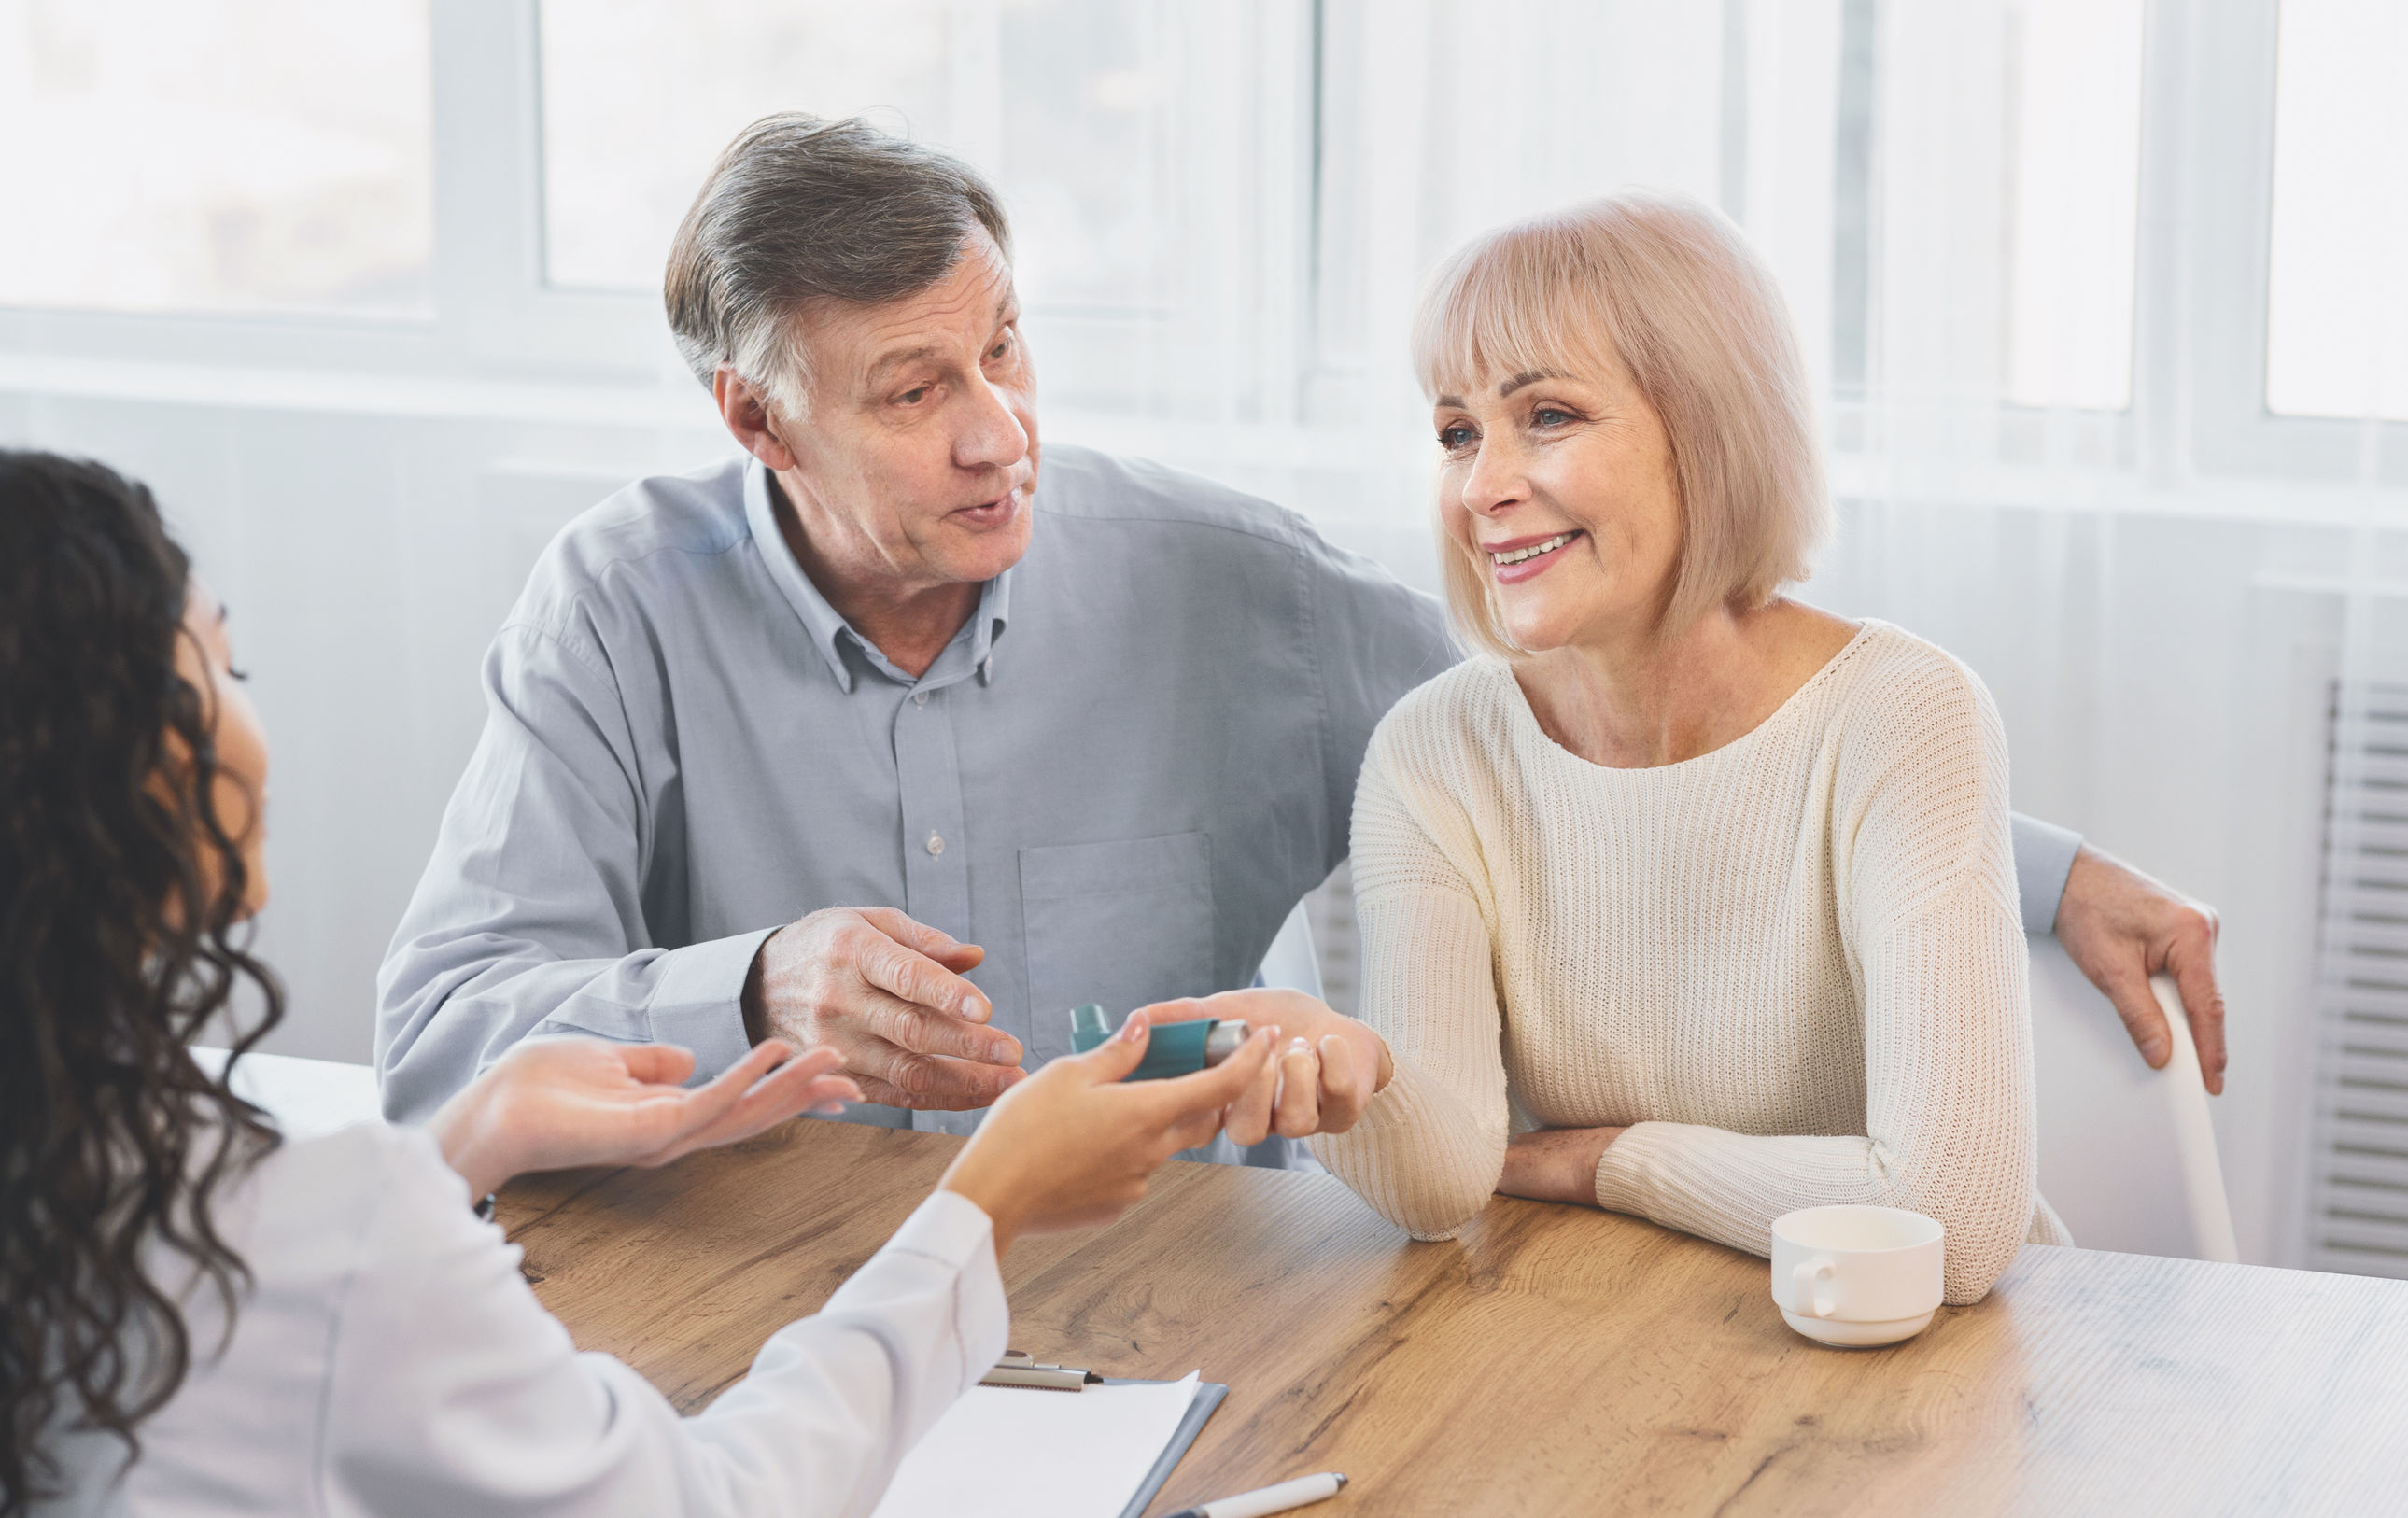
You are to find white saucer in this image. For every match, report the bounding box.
[1780,1307,1937,1347]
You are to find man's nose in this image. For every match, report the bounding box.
[955,376,1030,473]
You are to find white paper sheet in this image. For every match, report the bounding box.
[869,1371,1203,1518]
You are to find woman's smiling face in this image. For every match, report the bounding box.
[1433,356,1685,656]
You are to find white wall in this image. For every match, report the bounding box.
[0,362,2361,1268]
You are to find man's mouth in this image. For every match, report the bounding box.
[950,490,1021,525]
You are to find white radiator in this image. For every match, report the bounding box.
[2306,679,2408,1278]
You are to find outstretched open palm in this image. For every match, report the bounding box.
[435,1037,861,1197]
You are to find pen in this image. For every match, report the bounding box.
[1163,1471,1348,1518]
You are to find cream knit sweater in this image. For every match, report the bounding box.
[1313,621,2060,1304]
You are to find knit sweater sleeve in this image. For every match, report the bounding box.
[1588,653,2038,1305]
[1308,719,1510,1239]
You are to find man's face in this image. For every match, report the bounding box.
[764,234,1039,595]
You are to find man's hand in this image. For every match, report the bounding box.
[938,1011,1279,1255]
[1142,987,1393,1146]
[433,1036,861,1198]
[2054,844,2227,1094]
[742,906,1025,1110]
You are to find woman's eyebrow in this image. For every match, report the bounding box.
[1499,369,1565,397]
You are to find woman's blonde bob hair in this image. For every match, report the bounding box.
[1412,190,1830,658]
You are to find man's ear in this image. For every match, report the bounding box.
[712,367,801,472]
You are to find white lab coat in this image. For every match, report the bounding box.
[36,1121,1006,1516]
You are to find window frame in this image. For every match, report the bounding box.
[0,0,2398,490]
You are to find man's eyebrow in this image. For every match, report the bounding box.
[866,344,946,383]
[1499,369,1565,397]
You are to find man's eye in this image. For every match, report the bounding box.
[897,386,931,405]
[988,335,1014,360]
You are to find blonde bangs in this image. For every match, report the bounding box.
[1410,218,1625,407]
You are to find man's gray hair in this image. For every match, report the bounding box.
[665,114,1011,415]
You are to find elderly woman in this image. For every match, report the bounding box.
[1217,191,2062,1305]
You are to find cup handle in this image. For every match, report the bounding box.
[1792,1258,1838,1319]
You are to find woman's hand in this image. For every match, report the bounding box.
[1140,989,1393,1146]
[937,1011,1278,1256]
[1497,1126,1626,1206]
[432,1036,862,1199]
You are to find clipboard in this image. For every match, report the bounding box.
[1098,1377,1228,1518]
[870,1367,1227,1518]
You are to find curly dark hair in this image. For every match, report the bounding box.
[0,451,284,1514]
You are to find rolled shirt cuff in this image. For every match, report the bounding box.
[644,926,779,1082]
[2009,812,2083,936]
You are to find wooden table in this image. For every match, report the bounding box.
[500,1120,2408,1516]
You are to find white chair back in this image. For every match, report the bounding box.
[2027,937,2239,1261]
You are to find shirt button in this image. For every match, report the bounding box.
[912,689,930,707]
[925,831,945,857]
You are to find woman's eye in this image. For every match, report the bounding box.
[1437,423,1476,450]
[227,665,252,683]
[1531,406,1572,428]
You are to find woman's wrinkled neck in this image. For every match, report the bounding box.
[1514,597,1853,769]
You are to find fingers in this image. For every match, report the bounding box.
[849,1061,1028,1112]
[648,1047,859,1161]
[2164,931,2228,1096]
[1132,996,1218,1026]
[1221,1025,1284,1147]
[2098,960,2174,1070]
[855,909,993,1009]
[1141,1027,1278,1146]
[1071,1007,1156,1082]
[616,1043,699,1087]
[1274,1037,1322,1138]
[1315,1033,1365,1133]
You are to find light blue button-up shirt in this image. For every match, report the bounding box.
[373,441,2081,1131]
[374,444,1457,1128]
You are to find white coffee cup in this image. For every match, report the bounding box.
[1770,1204,1945,1347]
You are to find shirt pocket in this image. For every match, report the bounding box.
[1019,831,1217,1062]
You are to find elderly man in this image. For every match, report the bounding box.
[374,115,2227,1144]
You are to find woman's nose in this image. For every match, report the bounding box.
[1458,440,1526,516]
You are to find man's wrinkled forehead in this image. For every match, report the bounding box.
[831,236,1019,387]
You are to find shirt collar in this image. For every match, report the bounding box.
[743,457,1013,693]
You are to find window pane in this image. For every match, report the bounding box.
[537,0,1171,315]
[2004,0,2144,410]
[0,0,431,317]
[2267,0,2408,421]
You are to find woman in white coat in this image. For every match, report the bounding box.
[0,450,1276,1517]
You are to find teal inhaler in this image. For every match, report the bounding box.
[1069,1004,1250,1080]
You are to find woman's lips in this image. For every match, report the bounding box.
[1486,529,1583,584]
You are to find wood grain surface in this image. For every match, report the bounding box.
[500,1119,2408,1516]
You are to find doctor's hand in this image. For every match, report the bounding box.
[937,1010,1278,1257]
[2054,844,2227,1095]
[1143,988,1392,1146]
[741,906,1025,1111]
[432,1035,862,1199]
